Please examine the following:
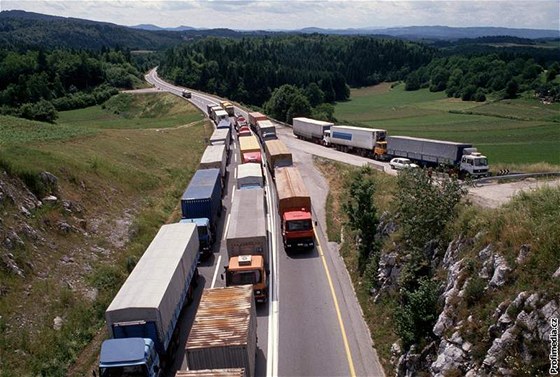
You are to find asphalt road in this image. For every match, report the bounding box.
[145,69,386,377]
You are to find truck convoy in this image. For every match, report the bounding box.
[184,286,257,377]
[181,169,222,257]
[264,139,292,176]
[224,188,269,302]
[255,120,277,141]
[275,167,314,250]
[199,144,227,184]
[99,223,199,377]
[292,116,490,178]
[236,163,264,190]
[238,134,262,164]
[292,117,333,144]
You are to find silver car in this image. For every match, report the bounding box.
[389,158,419,170]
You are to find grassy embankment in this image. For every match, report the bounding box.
[0,93,210,376]
[314,156,560,375]
[334,83,560,168]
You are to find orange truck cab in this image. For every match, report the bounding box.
[224,188,269,302]
[225,255,268,302]
[275,167,314,250]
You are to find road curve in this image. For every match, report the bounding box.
[145,69,386,377]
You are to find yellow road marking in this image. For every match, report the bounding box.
[314,225,356,377]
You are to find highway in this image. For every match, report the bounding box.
[145,68,385,377]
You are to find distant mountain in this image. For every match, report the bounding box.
[130,24,197,32]
[0,10,185,50]
[298,25,559,40]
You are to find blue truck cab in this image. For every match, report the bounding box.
[181,169,222,259]
[180,218,212,258]
[99,338,160,377]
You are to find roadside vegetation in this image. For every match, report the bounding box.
[0,92,211,376]
[315,157,560,375]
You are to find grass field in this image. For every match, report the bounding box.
[334,83,560,166]
[0,92,212,376]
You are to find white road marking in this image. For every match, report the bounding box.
[210,255,222,289]
[231,187,236,203]
[223,213,231,241]
[266,173,279,377]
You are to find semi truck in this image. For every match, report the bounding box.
[181,169,222,257]
[184,286,257,377]
[255,120,277,141]
[275,167,314,250]
[213,109,229,126]
[224,188,269,302]
[238,135,262,164]
[378,136,489,177]
[292,117,333,144]
[220,101,235,116]
[264,139,292,176]
[236,163,264,190]
[247,112,267,130]
[99,223,199,377]
[210,128,231,157]
[199,144,227,184]
[323,125,387,158]
[206,103,218,117]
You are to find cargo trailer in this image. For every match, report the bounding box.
[100,223,199,377]
[292,117,333,144]
[185,286,257,377]
[236,163,264,190]
[264,139,292,176]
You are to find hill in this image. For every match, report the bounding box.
[0,10,185,50]
[298,25,559,40]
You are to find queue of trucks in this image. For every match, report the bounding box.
[293,117,490,177]
[99,99,320,377]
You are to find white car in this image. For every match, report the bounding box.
[389,158,419,170]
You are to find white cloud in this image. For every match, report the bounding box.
[2,0,558,30]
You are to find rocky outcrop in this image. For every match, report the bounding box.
[386,234,559,377]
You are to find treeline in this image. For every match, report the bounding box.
[405,52,560,102]
[160,35,435,112]
[0,47,142,122]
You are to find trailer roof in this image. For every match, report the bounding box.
[239,135,260,152]
[182,169,220,200]
[293,117,333,127]
[106,223,197,324]
[201,145,226,164]
[236,163,263,179]
[332,125,386,133]
[186,286,254,349]
[265,139,289,156]
[388,135,470,147]
[256,120,275,128]
[275,166,310,202]
[227,188,266,240]
[214,109,228,117]
[210,128,230,139]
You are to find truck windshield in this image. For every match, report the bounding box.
[231,270,261,285]
[197,226,208,238]
[287,220,312,231]
[100,365,147,377]
[474,158,488,166]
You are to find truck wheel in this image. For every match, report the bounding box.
[192,268,200,288]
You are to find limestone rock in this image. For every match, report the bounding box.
[489,254,510,287]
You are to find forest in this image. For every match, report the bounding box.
[159,35,435,111]
[160,34,559,122]
[0,48,143,122]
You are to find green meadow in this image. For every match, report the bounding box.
[334,83,560,165]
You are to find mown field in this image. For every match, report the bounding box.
[334,83,560,165]
[0,92,211,376]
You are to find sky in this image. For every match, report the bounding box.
[2,0,559,31]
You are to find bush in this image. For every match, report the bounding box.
[19,99,58,123]
[394,278,441,348]
[465,276,486,307]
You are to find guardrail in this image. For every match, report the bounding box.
[470,172,560,187]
